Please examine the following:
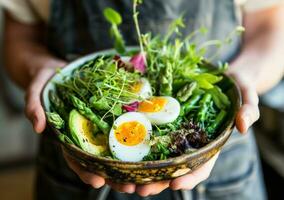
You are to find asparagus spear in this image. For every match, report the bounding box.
[46,112,65,130]
[70,95,110,135]
[197,93,212,122]
[207,110,227,136]
[159,63,173,96]
[177,82,197,102]
[56,85,74,108]
[49,91,68,121]
[182,94,202,116]
[58,133,75,145]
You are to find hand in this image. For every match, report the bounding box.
[64,149,219,196]
[63,149,136,193]
[25,59,67,133]
[226,70,260,133]
[135,152,219,196]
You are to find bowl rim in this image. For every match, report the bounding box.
[41,48,241,167]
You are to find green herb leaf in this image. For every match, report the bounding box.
[103,8,122,25]
[210,86,231,108]
[103,8,126,54]
[89,96,111,111]
[112,103,122,116]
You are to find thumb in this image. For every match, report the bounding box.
[25,61,66,133]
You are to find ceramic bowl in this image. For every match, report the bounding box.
[41,48,241,184]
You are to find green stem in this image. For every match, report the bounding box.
[101,75,126,120]
[133,0,146,57]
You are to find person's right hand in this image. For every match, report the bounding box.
[63,149,136,193]
[25,59,66,133]
[24,59,134,193]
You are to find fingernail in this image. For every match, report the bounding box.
[93,184,104,189]
[171,186,180,191]
[126,188,135,194]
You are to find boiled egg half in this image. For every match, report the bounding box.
[130,78,152,102]
[109,112,152,162]
[138,96,181,125]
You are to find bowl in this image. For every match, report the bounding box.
[41,48,241,184]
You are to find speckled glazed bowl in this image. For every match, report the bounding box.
[41,48,241,184]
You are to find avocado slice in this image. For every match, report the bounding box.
[69,109,108,156]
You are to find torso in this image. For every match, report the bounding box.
[47,0,242,62]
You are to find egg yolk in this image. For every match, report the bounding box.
[138,97,168,112]
[131,81,143,93]
[115,121,146,146]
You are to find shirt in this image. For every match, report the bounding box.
[0,0,283,24]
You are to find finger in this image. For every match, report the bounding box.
[136,181,170,197]
[25,68,56,133]
[235,78,259,133]
[170,152,219,190]
[236,104,259,133]
[63,150,105,188]
[106,180,136,194]
[25,99,46,134]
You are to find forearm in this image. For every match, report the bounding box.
[3,13,64,89]
[229,5,284,94]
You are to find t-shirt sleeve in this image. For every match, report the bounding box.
[245,0,284,11]
[0,0,41,24]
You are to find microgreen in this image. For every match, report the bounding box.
[103,8,126,54]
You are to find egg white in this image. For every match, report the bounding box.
[139,96,181,125]
[120,57,152,102]
[128,78,152,104]
[136,78,152,100]
[109,112,152,162]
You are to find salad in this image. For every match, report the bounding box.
[46,0,244,162]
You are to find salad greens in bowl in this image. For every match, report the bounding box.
[41,1,242,184]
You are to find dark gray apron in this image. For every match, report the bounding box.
[36,0,266,200]
[47,0,240,62]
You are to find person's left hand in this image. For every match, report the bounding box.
[227,67,260,134]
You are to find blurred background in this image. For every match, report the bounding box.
[0,2,284,200]
[0,9,38,200]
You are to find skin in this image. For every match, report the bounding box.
[3,3,284,196]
